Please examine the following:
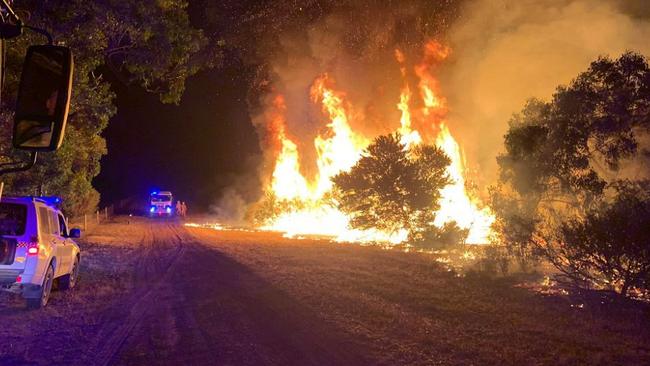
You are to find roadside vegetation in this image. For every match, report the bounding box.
[0,1,214,216]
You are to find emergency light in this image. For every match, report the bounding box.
[31,196,62,206]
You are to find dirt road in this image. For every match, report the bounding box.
[0,217,648,365]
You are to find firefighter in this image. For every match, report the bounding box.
[175,200,182,216]
[181,201,188,217]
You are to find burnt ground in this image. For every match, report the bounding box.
[0,217,648,365]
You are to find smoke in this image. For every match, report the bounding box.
[210,187,249,223]
[225,0,650,219]
[249,2,458,183]
[439,0,650,185]
[209,154,263,223]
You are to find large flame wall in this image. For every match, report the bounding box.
[261,40,494,244]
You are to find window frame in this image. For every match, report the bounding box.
[38,207,51,236]
[0,203,27,236]
[57,213,68,237]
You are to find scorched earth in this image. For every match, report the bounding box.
[0,217,648,365]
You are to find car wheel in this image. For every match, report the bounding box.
[58,256,80,290]
[27,264,54,309]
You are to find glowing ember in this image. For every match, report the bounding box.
[260,40,494,244]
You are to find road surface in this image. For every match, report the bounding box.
[0,217,648,365]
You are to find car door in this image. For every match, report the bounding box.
[49,210,71,275]
[37,206,60,276]
[57,213,74,272]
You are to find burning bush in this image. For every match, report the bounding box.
[332,133,467,248]
[492,52,650,295]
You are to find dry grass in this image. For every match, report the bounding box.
[1,218,648,365]
[0,216,145,365]
[189,227,650,366]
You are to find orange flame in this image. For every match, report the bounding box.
[261,40,494,244]
[310,75,368,195]
[268,96,310,200]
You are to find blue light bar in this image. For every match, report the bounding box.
[37,196,62,206]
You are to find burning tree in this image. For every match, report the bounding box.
[492,52,650,295]
[252,41,495,244]
[333,133,468,248]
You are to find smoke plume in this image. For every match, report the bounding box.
[219,0,650,219]
[440,0,650,184]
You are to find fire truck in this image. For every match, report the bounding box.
[149,191,174,217]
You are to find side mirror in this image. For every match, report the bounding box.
[13,45,73,152]
[69,228,81,239]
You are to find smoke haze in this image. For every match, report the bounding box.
[441,0,650,184]
[213,0,650,217]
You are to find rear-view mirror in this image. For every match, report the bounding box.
[69,228,81,239]
[13,45,73,152]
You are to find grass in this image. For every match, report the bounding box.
[189,226,650,365]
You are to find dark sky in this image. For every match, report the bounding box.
[93,52,261,211]
[95,1,270,211]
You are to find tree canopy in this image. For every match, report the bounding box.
[492,52,650,295]
[333,133,466,247]
[0,0,214,216]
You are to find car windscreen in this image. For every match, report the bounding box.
[151,195,172,202]
[0,203,27,236]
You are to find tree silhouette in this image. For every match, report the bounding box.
[493,52,650,294]
[333,133,466,247]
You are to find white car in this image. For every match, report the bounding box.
[0,197,81,309]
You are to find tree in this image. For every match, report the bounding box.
[489,184,539,272]
[333,133,465,247]
[492,52,650,294]
[0,0,214,216]
[558,181,650,295]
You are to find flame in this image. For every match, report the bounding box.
[268,96,310,200]
[415,40,450,118]
[412,41,495,243]
[310,75,368,195]
[260,40,494,244]
[433,123,495,243]
[397,84,422,147]
[395,50,422,148]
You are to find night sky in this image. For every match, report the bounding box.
[94,1,274,211]
[93,53,260,211]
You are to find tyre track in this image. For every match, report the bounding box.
[80,221,186,366]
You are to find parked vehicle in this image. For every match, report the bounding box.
[149,191,174,217]
[0,196,81,309]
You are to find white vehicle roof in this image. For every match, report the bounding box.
[2,196,63,212]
